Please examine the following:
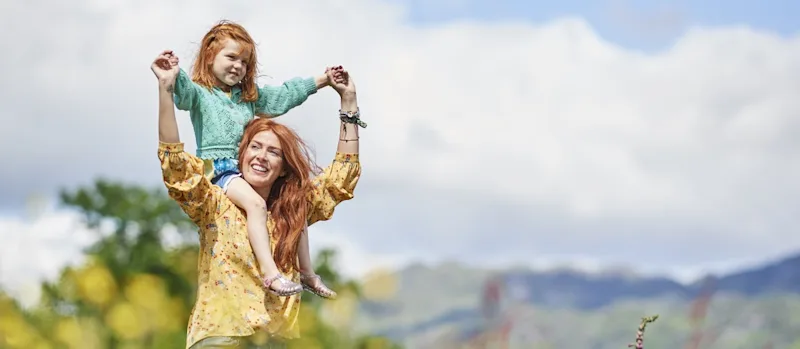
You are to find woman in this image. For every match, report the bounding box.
[151,54,362,349]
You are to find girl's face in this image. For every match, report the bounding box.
[211,39,249,89]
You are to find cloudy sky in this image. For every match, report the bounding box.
[1,0,799,302]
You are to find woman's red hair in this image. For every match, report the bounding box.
[192,20,260,102]
[238,118,321,272]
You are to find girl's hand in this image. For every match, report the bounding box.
[151,50,180,90]
[321,65,346,87]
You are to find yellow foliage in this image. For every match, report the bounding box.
[75,262,117,308]
[320,289,359,330]
[106,301,146,340]
[123,273,185,332]
[125,274,167,312]
[287,337,324,349]
[0,297,51,349]
[54,317,103,349]
[170,248,199,282]
[158,297,187,332]
[54,318,82,347]
[0,242,400,349]
[116,341,147,349]
[298,305,319,333]
[361,269,398,301]
[361,337,397,349]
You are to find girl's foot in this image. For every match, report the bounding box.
[300,273,337,299]
[263,274,302,296]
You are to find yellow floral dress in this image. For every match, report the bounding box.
[158,142,361,349]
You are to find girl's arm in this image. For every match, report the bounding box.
[255,67,332,117]
[174,68,204,111]
[254,76,320,117]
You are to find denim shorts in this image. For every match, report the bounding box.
[203,158,242,193]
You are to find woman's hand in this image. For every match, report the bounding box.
[327,67,356,98]
[151,50,180,91]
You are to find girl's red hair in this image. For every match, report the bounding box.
[238,118,321,272]
[192,20,260,102]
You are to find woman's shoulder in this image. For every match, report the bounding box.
[196,187,242,223]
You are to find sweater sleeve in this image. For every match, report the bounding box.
[174,68,204,111]
[254,77,318,117]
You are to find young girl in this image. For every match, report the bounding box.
[161,20,340,299]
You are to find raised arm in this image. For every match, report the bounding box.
[153,52,180,143]
[173,67,204,111]
[307,69,362,225]
[334,69,360,155]
[254,71,329,117]
[151,52,219,224]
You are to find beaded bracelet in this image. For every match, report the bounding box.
[339,108,367,128]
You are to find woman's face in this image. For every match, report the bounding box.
[241,130,286,191]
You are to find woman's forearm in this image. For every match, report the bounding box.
[158,84,180,143]
[337,92,359,154]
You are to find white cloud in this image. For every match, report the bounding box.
[0,210,96,306]
[1,0,800,287]
[308,226,419,279]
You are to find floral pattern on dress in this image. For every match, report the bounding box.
[158,142,361,349]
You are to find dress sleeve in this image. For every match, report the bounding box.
[158,142,220,225]
[307,153,361,226]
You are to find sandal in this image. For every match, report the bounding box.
[300,273,338,299]
[263,274,302,296]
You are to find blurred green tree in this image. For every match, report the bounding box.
[0,179,402,349]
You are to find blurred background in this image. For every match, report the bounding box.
[2,0,799,348]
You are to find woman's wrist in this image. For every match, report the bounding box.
[159,80,176,93]
[340,92,357,110]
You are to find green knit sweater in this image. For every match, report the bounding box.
[173,68,317,160]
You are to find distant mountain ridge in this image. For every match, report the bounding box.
[410,252,800,310]
[355,252,800,344]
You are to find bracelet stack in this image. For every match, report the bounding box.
[339,108,367,128]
